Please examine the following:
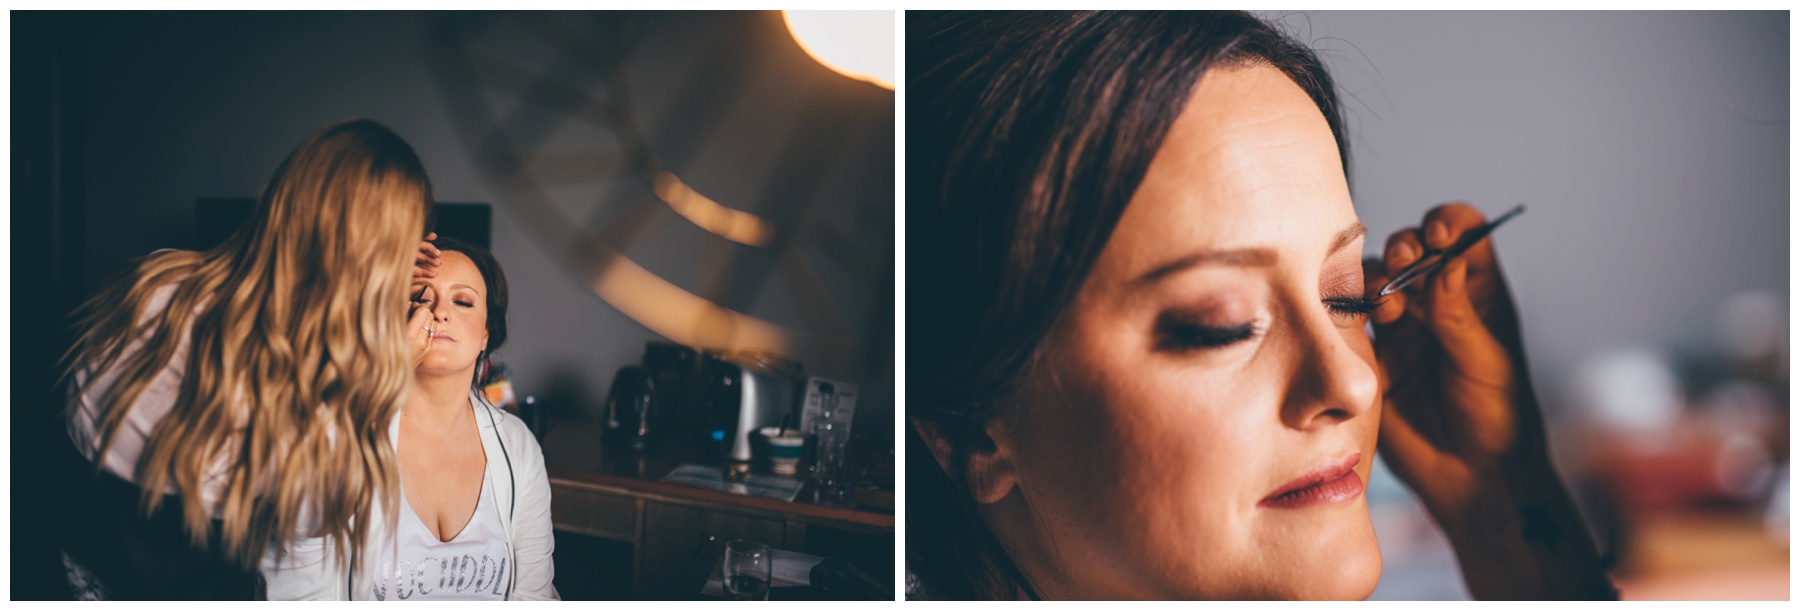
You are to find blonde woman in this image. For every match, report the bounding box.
[62,119,440,599]
[262,236,558,600]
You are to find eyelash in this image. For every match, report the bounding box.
[1323,295,1382,319]
[410,296,475,308]
[1157,295,1384,351]
[1156,320,1258,351]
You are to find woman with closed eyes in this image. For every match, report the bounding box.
[906,11,1617,600]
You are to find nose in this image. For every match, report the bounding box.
[1279,302,1379,430]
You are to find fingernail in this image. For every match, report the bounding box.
[1426,221,1448,245]
[1386,240,1415,264]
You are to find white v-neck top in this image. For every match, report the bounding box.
[372,473,512,601]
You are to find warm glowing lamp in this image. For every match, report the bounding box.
[782,10,894,90]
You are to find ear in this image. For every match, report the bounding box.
[911,416,1020,505]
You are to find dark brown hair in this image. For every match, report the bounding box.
[906,11,1350,600]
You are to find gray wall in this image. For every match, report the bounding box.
[1260,10,1788,409]
[73,11,894,433]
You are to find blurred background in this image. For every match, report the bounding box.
[1252,10,1788,600]
[14,10,894,600]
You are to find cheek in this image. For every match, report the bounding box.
[1046,324,1273,488]
[1342,326,1381,436]
[1010,326,1275,567]
[1091,366,1267,501]
[463,312,489,341]
[1010,311,1389,597]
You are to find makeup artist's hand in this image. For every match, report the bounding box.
[1363,202,1539,509]
[406,295,434,367]
[413,232,442,278]
[1364,202,1615,600]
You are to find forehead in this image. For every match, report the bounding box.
[419,250,486,293]
[1099,63,1353,277]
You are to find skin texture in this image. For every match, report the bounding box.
[400,250,490,542]
[963,63,1384,600]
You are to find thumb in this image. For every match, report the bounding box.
[1422,257,1510,388]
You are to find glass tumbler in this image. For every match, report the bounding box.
[723,539,771,600]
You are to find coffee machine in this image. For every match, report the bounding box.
[602,365,655,449]
[708,351,805,462]
[639,341,805,461]
[642,341,701,433]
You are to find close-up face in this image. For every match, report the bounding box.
[410,250,491,376]
[996,63,1382,599]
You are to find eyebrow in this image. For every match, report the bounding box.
[1132,221,1367,288]
[410,281,483,297]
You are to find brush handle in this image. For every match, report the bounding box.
[1377,204,1524,297]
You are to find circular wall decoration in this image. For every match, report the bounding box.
[426,11,894,382]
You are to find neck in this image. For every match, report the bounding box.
[981,491,1118,600]
[406,367,475,428]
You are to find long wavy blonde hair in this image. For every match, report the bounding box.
[63,119,431,573]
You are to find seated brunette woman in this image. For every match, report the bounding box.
[907,11,1616,600]
[263,235,558,600]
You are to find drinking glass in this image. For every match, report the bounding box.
[723,540,771,601]
[810,386,853,505]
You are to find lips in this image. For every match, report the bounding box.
[432,332,456,342]
[1259,452,1364,509]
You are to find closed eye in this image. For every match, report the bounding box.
[1155,315,1259,352]
[1323,296,1382,319]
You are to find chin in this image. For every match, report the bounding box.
[1288,525,1383,600]
[416,358,477,378]
[1163,522,1383,600]
[1314,542,1382,600]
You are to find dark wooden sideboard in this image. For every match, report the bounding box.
[539,420,893,599]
